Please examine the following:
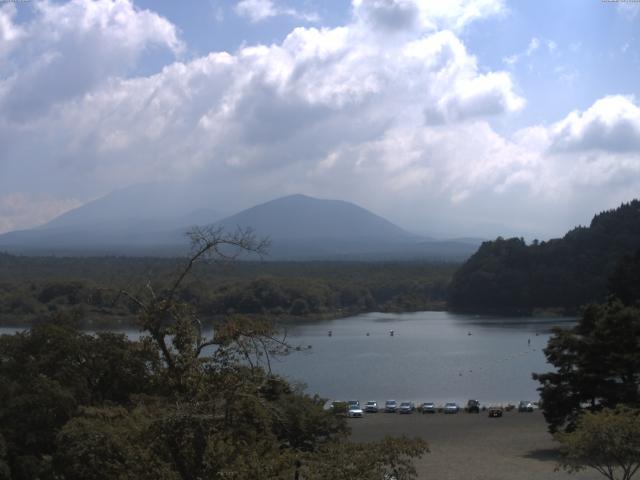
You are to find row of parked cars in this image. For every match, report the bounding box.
[341,400,535,418]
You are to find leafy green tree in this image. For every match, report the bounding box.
[609,248,640,307]
[556,405,640,480]
[533,302,640,432]
[0,434,11,480]
[55,406,178,480]
[303,436,428,480]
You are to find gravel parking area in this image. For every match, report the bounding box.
[348,410,601,480]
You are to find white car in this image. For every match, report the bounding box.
[444,402,460,414]
[348,406,364,418]
[364,401,378,413]
[385,400,398,413]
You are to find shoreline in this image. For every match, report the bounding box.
[0,302,578,330]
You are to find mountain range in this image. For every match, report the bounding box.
[0,187,480,260]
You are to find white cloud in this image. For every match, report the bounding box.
[236,0,277,22]
[546,40,557,53]
[0,4,24,60]
[549,95,640,152]
[0,0,183,121]
[526,37,539,56]
[503,36,559,68]
[235,0,319,23]
[425,70,525,123]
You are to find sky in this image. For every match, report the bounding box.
[0,0,639,239]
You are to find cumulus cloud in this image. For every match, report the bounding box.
[549,95,640,153]
[0,0,183,121]
[235,0,319,23]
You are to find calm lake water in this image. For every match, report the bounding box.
[0,311,575,405]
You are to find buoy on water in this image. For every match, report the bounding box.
[328,330,332,337]
[389,330,394,336]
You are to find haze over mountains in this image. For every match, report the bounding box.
[0,187,479,260]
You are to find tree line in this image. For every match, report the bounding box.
[0,256,455,327]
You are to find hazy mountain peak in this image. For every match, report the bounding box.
[217,194,415,241]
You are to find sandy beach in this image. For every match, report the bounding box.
[348,410,601,480]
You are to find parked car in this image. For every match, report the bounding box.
[399,402,415,414]
[518,401,534,412]
[347,405,364,418]
[364,401,378,413]
[466,399,480,413]
[348,400,360,409]
[488,406,503,417]
[444,402,459,414]
[421,402,436,414]
[384,400,398,413]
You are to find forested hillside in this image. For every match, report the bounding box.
[448,200,640,313]
[0,255,455,327]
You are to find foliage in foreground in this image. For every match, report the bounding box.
[534,249,640,433]
[0,228,428,479]
[533,302,640,433]
[556,405,640,480]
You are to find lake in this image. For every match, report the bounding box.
[0,311,574,405]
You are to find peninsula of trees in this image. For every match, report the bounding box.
[448,200,640,313]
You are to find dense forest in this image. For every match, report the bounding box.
[448,200,640,313]
[0,254,456,327]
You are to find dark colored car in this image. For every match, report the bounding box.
[488,406,503,417]
[399,402,415,414]
[467,399,480,413]
[518,401,534,412]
